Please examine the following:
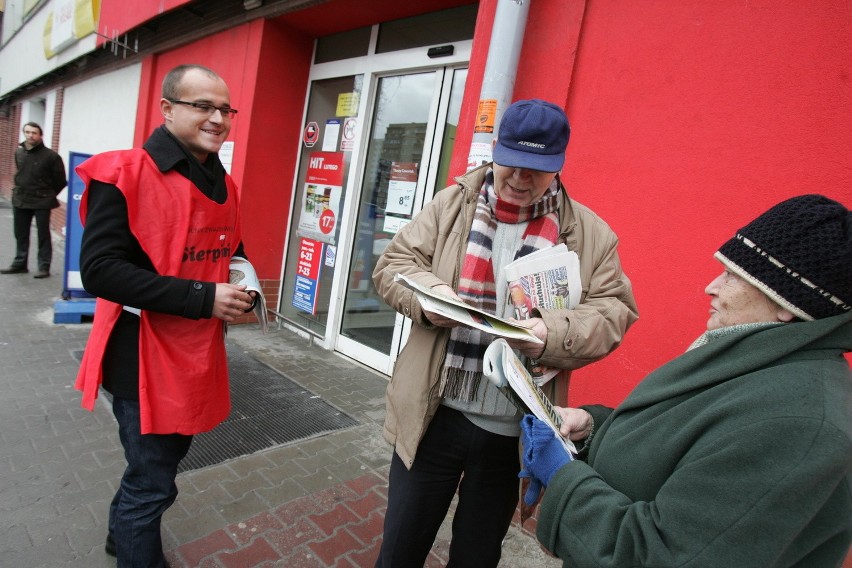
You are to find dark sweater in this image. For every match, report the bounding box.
[80,126,245,398]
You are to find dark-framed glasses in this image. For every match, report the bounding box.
[168,100,238,118]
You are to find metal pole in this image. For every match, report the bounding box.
[466,0,530,170]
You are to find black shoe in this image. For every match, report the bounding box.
[0,266,27,274]
[105,533,116,557]
[33,270,50,279]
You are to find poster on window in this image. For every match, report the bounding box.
[298,151,345,244]
[385,162,418,216]
[292,237,324,314]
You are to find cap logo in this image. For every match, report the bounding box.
[517,141,546,148]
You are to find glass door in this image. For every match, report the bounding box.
[336,67,467,372]
[278,75,364,336]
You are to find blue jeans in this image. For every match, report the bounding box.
[375,405,521,568]
[110,397,193,568]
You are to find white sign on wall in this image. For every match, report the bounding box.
[51,0,77,53]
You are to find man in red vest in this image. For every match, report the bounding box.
[76,64,254,567]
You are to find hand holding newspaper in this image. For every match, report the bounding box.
[229,256,269,334]
[394,273,542,343]
[505,244,581,385]
[483,338,576,455]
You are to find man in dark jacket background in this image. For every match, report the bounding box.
[1,122,67,278]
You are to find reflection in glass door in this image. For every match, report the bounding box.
[338,68,467,367]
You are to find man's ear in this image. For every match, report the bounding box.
[160,98,174,120]
[777,308,796,323]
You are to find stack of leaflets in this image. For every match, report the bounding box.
[229,256,269,334]
[504,243,581,384]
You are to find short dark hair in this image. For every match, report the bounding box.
[23,122,43,135]
[162,64,222,100]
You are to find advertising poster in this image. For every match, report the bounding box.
[385,162,418,216]
[63,151,93,298]
[467,141,492,171]
[292,237,324,314]
[298,151,345,244]
[474,98,497,134]
[322,119,340,151]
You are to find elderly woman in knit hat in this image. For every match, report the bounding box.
[520,194,852,568]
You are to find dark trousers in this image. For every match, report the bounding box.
[11,206,52,271]
[375,405,521,568]
[110,397,193,568]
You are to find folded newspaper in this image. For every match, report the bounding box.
[229,256,269,334]
[505,243,581,384]
[483,338,576,455]
[394,273,542,344]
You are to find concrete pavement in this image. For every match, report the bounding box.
[0,197,561,568]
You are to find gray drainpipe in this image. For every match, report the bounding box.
[466,0,530,170]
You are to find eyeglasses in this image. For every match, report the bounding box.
[168,100,238,118]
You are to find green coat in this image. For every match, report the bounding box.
[538,311,852,567]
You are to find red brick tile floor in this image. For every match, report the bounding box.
[167,471,449,567]
[166,469,553,568]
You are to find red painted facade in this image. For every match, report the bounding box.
[99,0,850,407]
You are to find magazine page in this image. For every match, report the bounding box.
[394,273,543,344]
[229,257,269,334]
[505,244,582,384]
[483,339,576,455]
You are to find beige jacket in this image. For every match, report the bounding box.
[372,164,639,468]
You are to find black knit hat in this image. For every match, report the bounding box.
[714,194,851,321]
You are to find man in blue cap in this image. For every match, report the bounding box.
[372,99,639,567]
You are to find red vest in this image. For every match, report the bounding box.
[75,149,241,434]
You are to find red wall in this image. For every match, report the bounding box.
[238,19,314,276]
[525,0,851,406]
[455,0,851,407]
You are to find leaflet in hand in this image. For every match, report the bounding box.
[229,256,269,334]
[505,244,581,384]
[394,273,542,344]
[483,338,576,455]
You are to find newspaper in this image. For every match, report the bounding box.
[229,256,269,334]
[483,338,576,455]
[394,273,542,344]
[505,244,581,384]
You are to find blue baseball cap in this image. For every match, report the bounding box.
[492,99,570,173]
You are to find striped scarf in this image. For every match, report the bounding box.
[440,170,560,401]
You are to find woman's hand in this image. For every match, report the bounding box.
[553,406,594,440]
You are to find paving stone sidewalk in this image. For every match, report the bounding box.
[0,197,560,568]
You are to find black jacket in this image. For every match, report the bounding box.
[13,141,67,209]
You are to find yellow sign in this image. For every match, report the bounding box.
[75,0,98,37]
[336,92,360,117]
[43,0,98,59]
